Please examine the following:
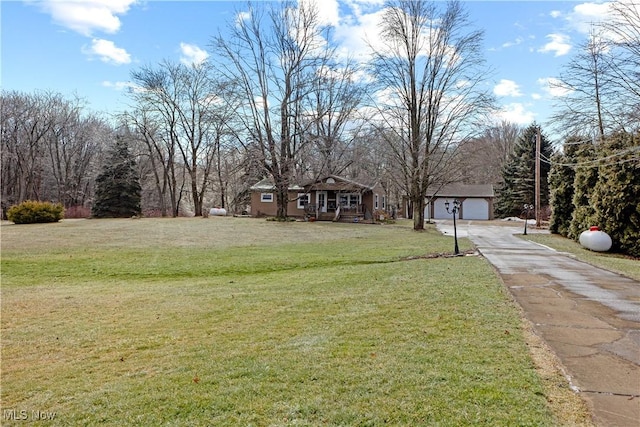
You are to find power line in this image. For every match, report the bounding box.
[538,146,640,168]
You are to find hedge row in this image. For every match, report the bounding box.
[549,132,639,257]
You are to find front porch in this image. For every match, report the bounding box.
[308,204,368,222]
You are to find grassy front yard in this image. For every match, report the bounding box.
[1,218,574,425]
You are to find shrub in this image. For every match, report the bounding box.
[7,201,64,224]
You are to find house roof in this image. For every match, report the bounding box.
[250,178,303,191]
[426,183,494,198]
[250,175,379,193]
[304,175,378,192]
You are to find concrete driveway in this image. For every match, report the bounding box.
[436,220,640,427]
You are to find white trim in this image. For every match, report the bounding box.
[260,193,273,202]
[316,191,327,213]
[297,193,309,209]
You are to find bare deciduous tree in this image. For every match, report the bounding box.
[457,120,521,186]
[47,103,108,208]
[368,0,494,230]
[1,90,106,214]
[214,0,331,219]
[1,91,54,204]
[118,109,182,217]
[550,30,619,141]
[303,60,366,179]
[605,1,640,127]
[552,2,640,138]
[129,61,229,216]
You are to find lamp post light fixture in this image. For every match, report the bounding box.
[523,204,533,235]
[444,199,461,255]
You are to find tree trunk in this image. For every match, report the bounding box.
[276,188,288,219]
[412,195,425,230]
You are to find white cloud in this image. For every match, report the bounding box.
[501,37,523,48]
[495,103,535,125]
[29,0,137,36]
[566,2,612,34]
[550,10,562,19]
[82,39,131,65]
[538,33,572,56]
[235,11,251,27]
[538,77,574,98]
[180,43,209,66]
[102,80,143,93]
[493,79,522,97]
[333,7,387,61]
[304,0,340,27]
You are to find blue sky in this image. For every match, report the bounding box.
[1,0,618,132]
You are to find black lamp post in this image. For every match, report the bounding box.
[444,199,461,255]
[523,204,533,235]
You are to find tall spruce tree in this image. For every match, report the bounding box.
[568,142,599,239]
[591,132,640,256]
[548,136,588,236]
[92,137,142,218]
[495,124,554,218]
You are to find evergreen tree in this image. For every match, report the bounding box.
[92,137,142,218]
[495,124,554,218]
[568,142,598,239]
[592,132,640,256]
[548,136,587,236]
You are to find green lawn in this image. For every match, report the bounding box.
[2,218,563,425]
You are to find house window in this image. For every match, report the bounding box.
[297,193,309,209]
[261,193,273,202]
[375,194,379,210]
[382,195,386,210]
[339,193,360,208]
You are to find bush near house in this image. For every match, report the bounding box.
[6,200,64,224]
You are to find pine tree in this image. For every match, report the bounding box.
[549,136,587,236]
[591,132,640,256]
[568,142,598,239]
[92,137,142,218]
[495,124,554,218]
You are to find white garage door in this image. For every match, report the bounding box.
[462,198,489,220]
[428,199,458,220]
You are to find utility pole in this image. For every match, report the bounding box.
[535,126,541,228]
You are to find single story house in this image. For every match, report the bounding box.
[250,175,386,222]
[420,183,495,220]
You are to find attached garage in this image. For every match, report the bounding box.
[424,184,494,221]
